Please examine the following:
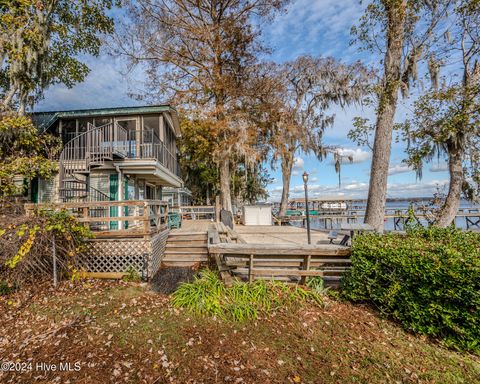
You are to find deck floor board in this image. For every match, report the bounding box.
[235,225,330,245]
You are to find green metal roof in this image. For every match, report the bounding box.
[31,104,178,132]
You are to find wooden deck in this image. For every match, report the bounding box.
[170,219,212,233]
[208,223,350,287]
[235,225,329,245]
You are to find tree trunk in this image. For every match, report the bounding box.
[435,147,463,227]
[364,1,407,232]
[1,85,17,111]
[219,158,232,213]
[279,150,294,217]
[435,61,479,227]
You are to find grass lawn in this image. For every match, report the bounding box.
[0,280,478,383]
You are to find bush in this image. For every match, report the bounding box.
[342,227,480,353]
[172,270,323,321]
[0,114,61,197]
[0,206,93,283]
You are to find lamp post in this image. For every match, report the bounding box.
[303,171,311,244]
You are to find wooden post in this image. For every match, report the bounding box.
[300,254,311,285]
[143,201,150,237]
[215,195,220,223]
[52,236,58,287]
[248,254,254,283]
[164,203,169,230]
[82,207,89,230]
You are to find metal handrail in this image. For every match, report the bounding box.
[59,123,178,202]
[59,122,127,202]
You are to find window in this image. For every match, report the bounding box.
[143,115,160,143]
[94,117,111,127]
[117,119,137,157]
[78,118,93,133]
[61,119,76,142]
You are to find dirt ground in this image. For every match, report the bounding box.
[0,280,478,384]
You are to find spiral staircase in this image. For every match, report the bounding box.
[59,122,128,202]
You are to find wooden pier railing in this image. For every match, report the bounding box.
[25,200,168,238]
[277,209,480,230]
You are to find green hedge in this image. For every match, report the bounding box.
[342,227,480,353]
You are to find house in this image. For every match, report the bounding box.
[30,105,183,204]
[24,105,185,279]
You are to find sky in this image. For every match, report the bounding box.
[35,0,451,202]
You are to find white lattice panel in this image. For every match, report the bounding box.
[81,239,148,275]
[148,229,169,277]
[78,230,170,279]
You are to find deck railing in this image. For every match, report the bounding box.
[126,128,178,176]
[25,200,169,238]
[208,224,351,287]
[59,124,179,202]
[173,205,215,220]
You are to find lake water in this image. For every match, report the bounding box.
[289,199,480,231]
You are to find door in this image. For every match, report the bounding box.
[109,174,118,230]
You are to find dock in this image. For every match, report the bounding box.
[206,223,350,287]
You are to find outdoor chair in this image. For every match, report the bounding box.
[339,235,350,246]
[327,230,338,243]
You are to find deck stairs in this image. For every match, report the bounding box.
[59,122,127,202]
[162,231,209,267]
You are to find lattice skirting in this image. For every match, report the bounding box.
[149,229,169,277]
[78,229,169,280]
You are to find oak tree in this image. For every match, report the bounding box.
[399,1,480,226]
[0,0,117,113]
[255,57,371,216]
[113,0,288,212]
[353,0,452,231]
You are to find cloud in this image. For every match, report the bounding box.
[330,148,371,165]
[429,162,449,172]
[388,163,414,176]
[292,157,305,176]
[35,54,142,111]
[263,0,364,62]
[267,179,449,201]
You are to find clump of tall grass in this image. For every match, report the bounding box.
[171,270,323,321]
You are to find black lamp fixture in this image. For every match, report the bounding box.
[302,171,309,184]
[303,171,311,244]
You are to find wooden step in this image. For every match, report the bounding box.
[168,231,207,236]
[162,253,208,261]
[168,234,207,241]
[167,238,207,243]
[163,231,209,267]
[164,246,208,251]
[164,250,208,257]
[162,261,203,267]
[167,243,208,251]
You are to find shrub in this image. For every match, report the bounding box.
[0,206,93,284]
[172,270,323,321]
[342,226,480,353]
[0,114,61,197]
